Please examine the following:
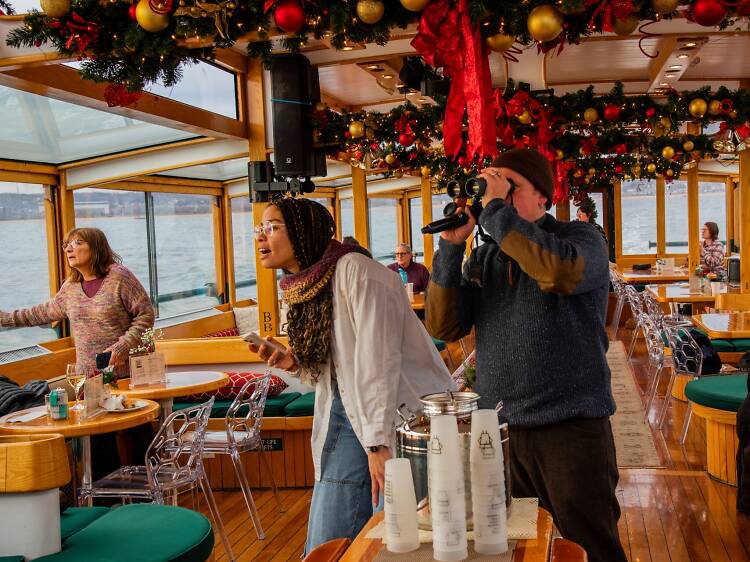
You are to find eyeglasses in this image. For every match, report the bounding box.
[395,252,411,257]
[253,222,286,237]
[62,239,85,251]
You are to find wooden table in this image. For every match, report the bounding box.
[617,267,689,284]
[411,293,425,311]
[691,312,750,339]
[645,283,725,304]
[114,370,228,424]
[339,507,584,562]
[0,400,160,505]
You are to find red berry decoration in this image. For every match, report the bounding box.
[398,133,415,147]
[354,150,363,160]
[645,107,656,119]
[603,104,621,121]
[128,3,138,20]
[274,0,306,34]
[614,165,624,173]
[690,0,727,26]
[614,143,628,155]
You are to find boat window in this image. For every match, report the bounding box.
[409,194,449,258]
[0,182,57,351]
[4,0,40,12]
[665,180,688,255]
[157,157,248,182]
[368,198,398,265]
[231,196,257,301]
[340,198,354,238]
[699,180,727,247]
[621,180,657,255]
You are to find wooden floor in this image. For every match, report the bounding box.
[190,323,750,562]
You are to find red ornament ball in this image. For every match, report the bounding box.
[614,165,624,174]
[344,131,351,138]
[603,104,621,121]
[354,150,363,160]
[457,155,468,166]
[645,107,656,119]
[398,133,415,147]
[274,0,306,34]
[691,0,727,26]
[614,143,628,155]
[128,3,138,20]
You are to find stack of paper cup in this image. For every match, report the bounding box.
[470,409,508,555]
[429,415,468,561]
[384,458,419,553]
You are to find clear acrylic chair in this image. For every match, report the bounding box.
[661,326,703,432]
[85,398,236,562]
[640,312,670,419]
[609,269,627,337]
[625,285,646,359]
[198,372,285,540]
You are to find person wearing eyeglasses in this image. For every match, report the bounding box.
[387,243,430,293]
[248,198,454,555]
[1,227,154,376]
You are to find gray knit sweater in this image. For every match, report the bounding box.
[426,199,616,428]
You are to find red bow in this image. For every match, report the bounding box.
[412,0,496,159]
[49,12,99,53]
[587,0,634,32]
[103,84,143,108]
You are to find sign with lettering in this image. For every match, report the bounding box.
[260,438,283,452]
[84,375,104,418]
[129,352,167,387]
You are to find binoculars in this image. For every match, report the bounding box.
[446,177,488,199]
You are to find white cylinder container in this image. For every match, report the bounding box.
[0,489,62,560]
[384,458,419,553]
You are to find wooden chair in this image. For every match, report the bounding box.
[302,538,352,562]
[551,537,588,561]
[715,293,750,311]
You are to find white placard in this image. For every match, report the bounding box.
[129,352,167,387]
[84,375,104,418]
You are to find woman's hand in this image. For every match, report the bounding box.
[368,446,392,506]
[104,344,127,369]
[247,336,299,372]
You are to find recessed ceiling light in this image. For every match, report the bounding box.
[668,65,682,70]
[665,73,676,78]
[660,82,669,86]
[382,74,393,79]
[684,42,697,47]
[418,98,427,103]
[677,54,690,59]
[367,64,381,70]
[342,46,354,51]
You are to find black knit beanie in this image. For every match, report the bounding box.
[491,148,554,210]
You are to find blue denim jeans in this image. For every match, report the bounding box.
[304,385,382,555]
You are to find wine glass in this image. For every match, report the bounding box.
[66,363,86,411]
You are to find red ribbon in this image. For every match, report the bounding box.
[49,12,99,53]
[103,84,143,107]
[587,0,633,32]
[411,0,496,159]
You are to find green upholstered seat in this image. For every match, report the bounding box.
[60,507,110,540]
[284,392,315,417]
[685,374,748,412]
[709,339,736,352]
[731,339,750,352]
[432,337,447,351]
[34,504,213,562]
[174,392,301,418]
[0,557,24,561]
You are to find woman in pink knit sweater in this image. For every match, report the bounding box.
[1,227,154,374]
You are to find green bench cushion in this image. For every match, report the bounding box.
[685,374,748,412]
[0,557,24,562]
[709,339,737,352]
[432,337,447,351]
[60,507,110,540]
[731,339,750,352]
[35,504,213,562]
[174,391,301,418]
[284,392,315,417]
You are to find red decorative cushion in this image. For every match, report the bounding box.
[202,328,240,338]
[182,371,288,402]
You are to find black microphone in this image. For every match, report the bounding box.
[421,212,471,235]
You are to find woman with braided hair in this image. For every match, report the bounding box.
[248,197,454,553]
[576,196,607,242]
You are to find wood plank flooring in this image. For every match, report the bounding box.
[189,323,749,561]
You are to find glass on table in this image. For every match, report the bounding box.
[66,363,86,411]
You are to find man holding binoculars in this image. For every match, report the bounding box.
[426,148,626,562]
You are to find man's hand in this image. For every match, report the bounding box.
[479,168,514,209]
[368,446,392,506]
[440,205,476,245]
[247,336,299,372]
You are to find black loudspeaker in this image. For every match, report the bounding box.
[270,53,327,178]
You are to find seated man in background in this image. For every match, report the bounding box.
[388,243,430,293]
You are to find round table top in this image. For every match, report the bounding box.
[113,370,229,400]
[0,400,160,438]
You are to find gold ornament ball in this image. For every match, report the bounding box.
[646,163,657,173]
[573,168,584,178]
[136,0,170,32]
[527,5,563,43]
[683,140,695,152]
[661,146,675,160]
[314,102,327,111]
[651,0,678,14]
[420,166,431,178]
[394,170,404,178]
[365,127,375,140]
[399,0,430,12]
[666,169,675,177]
[688,98,707,118]
[356,0,385,24]
[486,33,516,53]
[385,153,396,165]
[40,0,70,18]
[613,14,639,36]
[632,164,641,175]
[349,121,365,139]
[708,100,722,116]
[583,107,598,123]
[660,116,672,129]
[730,110,738,119]
[517,110,532,125]
[555,149,564,160]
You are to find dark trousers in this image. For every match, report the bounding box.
[509,417,627,562]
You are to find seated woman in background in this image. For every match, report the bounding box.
[700,221,725,275]
[575,196,607,242]
[248,197,453,555]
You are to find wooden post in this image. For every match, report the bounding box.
[421,177,434,268]
[739,150,750,292]
[43,186,62,298]
[247,58,278,335]
[399,193,411,247]
[57,171,76,280]
[211,198,226,304]
[687,166,700,272]
[221,192,236,306]
[555,202,570,222]
[334,191,342,240]
[351,166,370,248]
[726,177,735,252]
[656,175,666,256]
[613,180,623,261]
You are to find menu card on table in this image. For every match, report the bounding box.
[129,352,167,387]
[84,375,105,418]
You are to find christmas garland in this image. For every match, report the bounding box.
[312,81,750,203]
[5,0,750,95]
